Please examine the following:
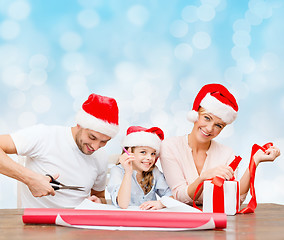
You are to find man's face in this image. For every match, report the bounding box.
[75,127,111,155]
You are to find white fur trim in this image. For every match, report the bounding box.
[187,110,199,123]
[200,93,237,124]
[76,109,119,138]
[121,131,162,154]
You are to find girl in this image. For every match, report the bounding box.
[160,83,281,206]
[107,126,172,210]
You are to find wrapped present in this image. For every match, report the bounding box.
[193,143,274,215]
[202,180,240,216]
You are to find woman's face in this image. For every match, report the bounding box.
[193,111,226,143]
[131,146,156,173]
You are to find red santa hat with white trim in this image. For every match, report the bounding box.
[76,93,119,138]
[121,126,164,155]
[187,83,238,124]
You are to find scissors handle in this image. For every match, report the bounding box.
[46,174,62,186]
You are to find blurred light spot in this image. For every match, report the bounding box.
[150,110,169,127]
[62,52,85,72]
[29,54,48,69]
[169,20,188,38]
[245,10,263,26]
[2,66,24,87]
[261,52,279,70]
[32,95,51,113]
[0,44,19,66]
[174,43,193,61]
[0,20,20,40]
[77,0,103,8]
[246,73,268,92]
[249,0,272,19]
[232,31,251,47]
[8,0,31,20]
[8,91,26,109]
[224,67,243,82]
[67,74,89,98]
[181,6,198,23]
[28,69,47,85]
[231,46,250,60]
[127,5,149,26]
[197,4,215,22]
[229,81,249,100]
[237,57,255,74]
[132,96,151,113]
[192,32,211,49]
[115,62,139,83]
[18,112,37,128]
[60,32,82,51]
[233,19,251,32]
[201,0,221,8]
[132,81,153,97]
[77,9,100,29]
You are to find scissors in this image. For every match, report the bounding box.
[46,174,85,192]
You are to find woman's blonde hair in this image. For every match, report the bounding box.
[118,146,154,195]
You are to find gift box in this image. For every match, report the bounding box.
[203,180,240,216]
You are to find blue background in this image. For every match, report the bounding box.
[0,0,283,208]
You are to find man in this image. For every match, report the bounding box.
[0,93,119,208]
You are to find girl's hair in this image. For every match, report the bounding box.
[118,146,154,195]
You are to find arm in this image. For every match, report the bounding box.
[0,135,55,197]
[239,146,281,195]
[116,153,135,209]
[89,189,106,204]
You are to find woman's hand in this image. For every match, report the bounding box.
[139,200,165,210]
[254,146,281,166]
[119,152,135,174]
[200,165,234,181]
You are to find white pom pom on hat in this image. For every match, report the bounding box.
[187,83,238,124]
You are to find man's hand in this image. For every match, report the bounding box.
[26,173,58,197]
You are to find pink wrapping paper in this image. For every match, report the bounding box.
[23,208,227,229]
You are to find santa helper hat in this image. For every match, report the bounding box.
[76,93,119,138]
[187,83,238,124]
[121,126,164,155]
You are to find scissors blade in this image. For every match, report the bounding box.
[58,186,85,191]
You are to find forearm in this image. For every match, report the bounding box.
[187,175,205,200]
[0,149,37,185]
[117,172,132,209]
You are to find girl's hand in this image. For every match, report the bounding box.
[139,200,165,210]
[88,195,102,204]
[200,165,234,181]
[254,146,281,166]
[119,152,135,174]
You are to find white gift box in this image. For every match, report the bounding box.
[203,180,240,216]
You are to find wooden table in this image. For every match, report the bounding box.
[0,204,283,240]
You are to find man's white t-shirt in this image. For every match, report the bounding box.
[11,124,108,208]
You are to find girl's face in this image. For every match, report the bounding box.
[193,111,226,143]
[131,146,156,173]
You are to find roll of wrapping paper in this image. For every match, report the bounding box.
[22,208,227,229]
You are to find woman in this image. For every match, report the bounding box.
[160,83,280,205]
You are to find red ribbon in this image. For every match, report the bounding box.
[192,141,273,215]
[239,142,273,214]
[193,156,242,213]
